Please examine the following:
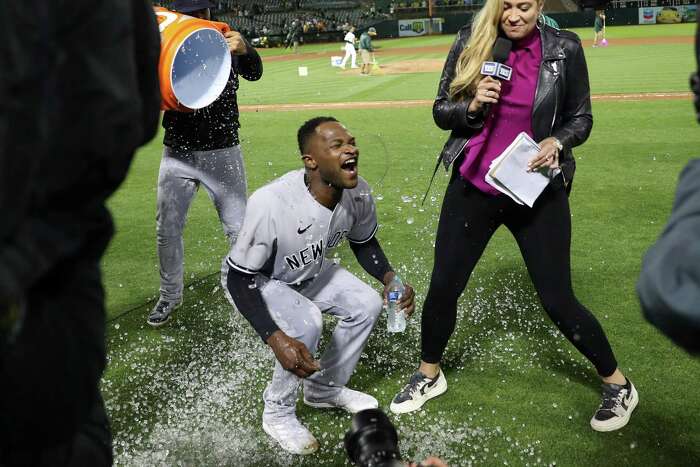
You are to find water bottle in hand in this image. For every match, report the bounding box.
[386,274,406,333]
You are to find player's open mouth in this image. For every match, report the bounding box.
[341,157,358,174]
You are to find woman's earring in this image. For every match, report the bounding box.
[537,12,545,27]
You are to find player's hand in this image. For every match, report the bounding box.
[224,30,248,55]
[528,137,560,172]
[266,330,320,378]
[468,76,501,114]
[382,272,416,318]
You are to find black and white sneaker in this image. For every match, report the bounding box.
[590,378,639,432]
[389,369,447,414]
[147,299,181,327]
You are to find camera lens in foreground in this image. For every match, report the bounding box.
[344,408,404,467]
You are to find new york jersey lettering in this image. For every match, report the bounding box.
[285,239,324,270]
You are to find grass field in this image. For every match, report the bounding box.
[103,23,700,466]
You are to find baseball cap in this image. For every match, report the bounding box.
[368,27,377,35]
[169,0,215,13]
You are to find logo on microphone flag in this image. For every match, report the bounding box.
[496,64,512,80]
[481,62,498,75]
[481,62,512,81]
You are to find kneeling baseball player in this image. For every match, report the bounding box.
[222,117,415,455]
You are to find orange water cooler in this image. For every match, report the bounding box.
[154,7,231,112]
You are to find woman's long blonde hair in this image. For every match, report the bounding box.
[449,0,505,100]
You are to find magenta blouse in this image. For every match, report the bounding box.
[459,30,543,195]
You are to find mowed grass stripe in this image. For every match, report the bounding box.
[239,38,693,105]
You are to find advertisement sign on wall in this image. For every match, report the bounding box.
[398,18,444,36]
[639,4,696,24]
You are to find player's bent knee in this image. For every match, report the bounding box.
[353,291,383,324]
[309,308,324,334]
[297,311,323,347]
[156,224,186,238]
[368,292,383,318]
[155,233,182,246]
[276,306,323,344]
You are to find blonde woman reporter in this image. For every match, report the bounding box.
[389,0,638,432]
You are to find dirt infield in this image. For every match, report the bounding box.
[239,92,692,113]
[340,58,445,75]
[263,35,692,63]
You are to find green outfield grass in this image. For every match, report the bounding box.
[103,23,700,466]
[250,23,694,57]
[236,24,695,105]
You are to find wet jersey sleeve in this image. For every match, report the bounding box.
[227,190,276,274]
[347,179,378,244]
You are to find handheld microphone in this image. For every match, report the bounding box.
[480,37,513,115]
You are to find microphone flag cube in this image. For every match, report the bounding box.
[496,64,512,81]
[481,61,512,81]
[481,61,498,76]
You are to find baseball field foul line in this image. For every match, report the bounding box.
[240,92,692,113]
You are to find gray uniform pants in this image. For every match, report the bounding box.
[225,262,382,420]
[156,145,247,303]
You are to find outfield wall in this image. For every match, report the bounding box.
[250,7,692,46]
[367,7,688,39]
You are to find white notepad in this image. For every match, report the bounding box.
[485,132,550,207]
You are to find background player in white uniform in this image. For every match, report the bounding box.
[223,117,415,455]
[340,26,359,69]
[147,0,263,327]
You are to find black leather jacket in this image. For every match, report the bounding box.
[433,23,593,185]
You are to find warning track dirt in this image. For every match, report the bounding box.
[240,92,692,113]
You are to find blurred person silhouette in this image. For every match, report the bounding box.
[0,0,160,465]
[340,26,359,69]
[286,20,302,53]
[592,10,606,47]
[359,27,377,75]
[638,160,700,354]
[637,15,700,354]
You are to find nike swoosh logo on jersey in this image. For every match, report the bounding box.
[297,224,312,234]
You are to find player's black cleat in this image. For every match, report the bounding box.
[590,378,639,432]
[147,300,181,327]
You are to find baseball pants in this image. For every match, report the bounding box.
[224,262,382,418]
[340,43,357,68]
[156,145,247,303]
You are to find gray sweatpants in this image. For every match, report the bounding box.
[156,145,247,303]
[224,262,382,420]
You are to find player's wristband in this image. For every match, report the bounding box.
[349,236,392,283]
[226,267,279,341]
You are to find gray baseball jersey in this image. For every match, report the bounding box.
[226,169,377,284]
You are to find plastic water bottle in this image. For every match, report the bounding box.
[386,275,406,333]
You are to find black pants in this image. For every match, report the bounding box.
[0,257,112,467]
[421,174,618,377]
